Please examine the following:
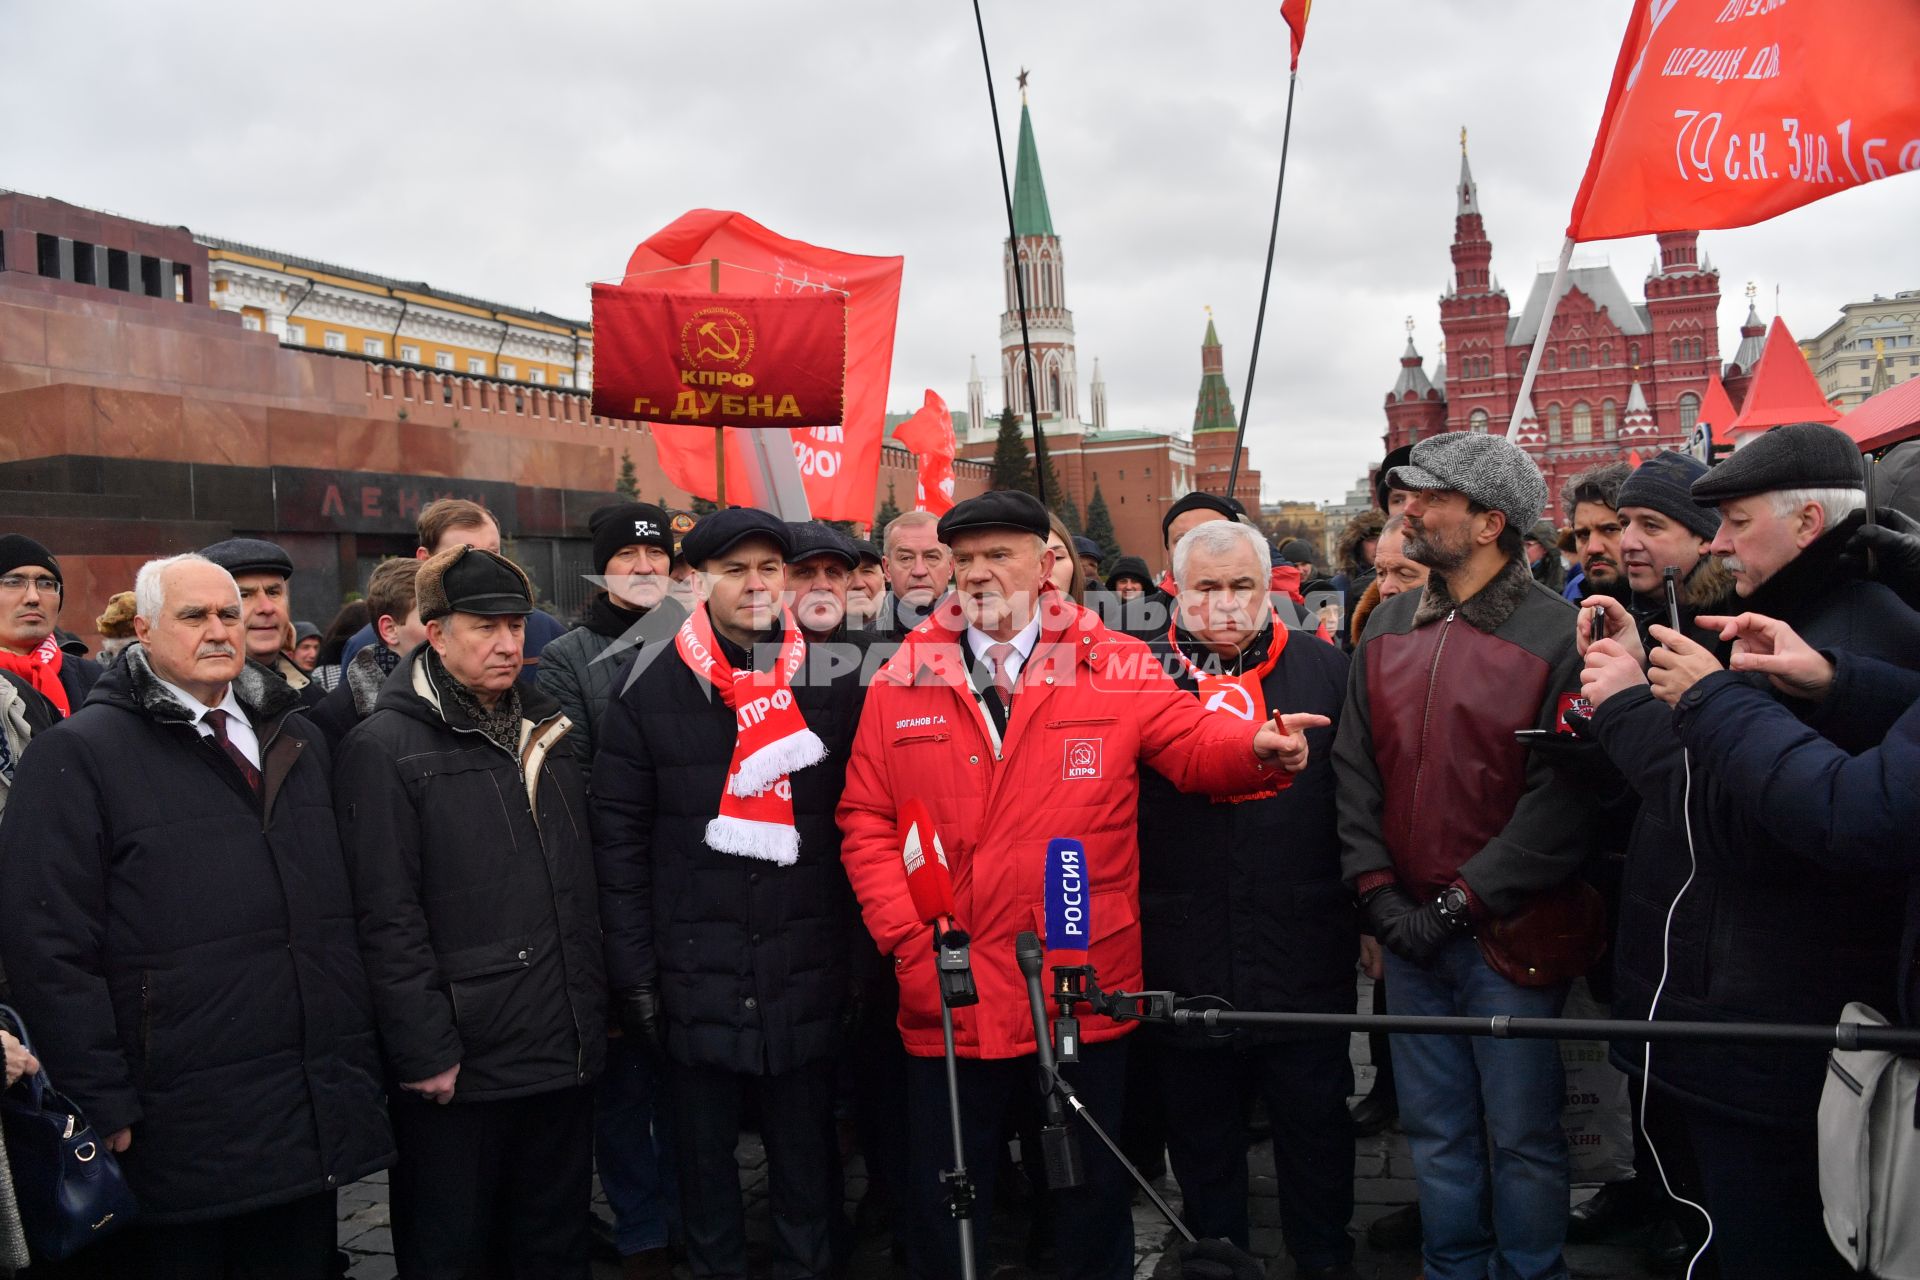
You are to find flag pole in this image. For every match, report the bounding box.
[1226,67,1299,503]
[970,1,1050,506]
[1505,236,1575,441]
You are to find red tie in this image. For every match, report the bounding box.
[985,642,1018,706]
[203,708,261,797]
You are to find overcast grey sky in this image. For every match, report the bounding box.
[7,1,1915,503]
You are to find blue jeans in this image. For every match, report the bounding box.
[596,1038,680,1256]
[1384,936,1570,1280]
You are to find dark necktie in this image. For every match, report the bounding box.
[985,642,1018,706]
[203,708,261,796]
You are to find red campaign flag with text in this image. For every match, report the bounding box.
[1281,0,1312,71]
[1568,0,1920,243]
[890,389,957,515]
[621,211,904,523]
[591,287,846,429]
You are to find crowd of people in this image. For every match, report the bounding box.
[0,419,1915,1280]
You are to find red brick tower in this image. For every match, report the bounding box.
[1190,313,1261,509]
[1384,320,1447,449]
[1438,131,1512,436]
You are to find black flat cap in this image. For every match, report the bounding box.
[1375,444,1414,511]
[1105,555,1153,590]
[680,507,791,567]
[1072,535,1103,559]
[785,520,859,568]
[850,537,883,566]
[1692,422,1865,505]
[1160,491,1238,544]
[937,489,1051,542]
[418,545,534,621]
[201,537,294,580]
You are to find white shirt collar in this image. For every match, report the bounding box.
[156,677,245,726]
[965,611,1043,663]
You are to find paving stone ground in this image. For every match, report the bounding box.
[340,979,1667,1280]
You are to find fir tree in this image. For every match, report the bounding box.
[989,407,1035,493]
[874,479,903,531]
[691,496,720,516]
[1083,481,1119,573]
[615,449,639,498]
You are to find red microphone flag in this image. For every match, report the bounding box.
[899,798,955,926]
[1567,1,1920,243]
[889,390,958,516]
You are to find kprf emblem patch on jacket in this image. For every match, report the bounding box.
[1064,739,1102,781]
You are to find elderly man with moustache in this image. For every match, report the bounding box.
[335,544,605,1278]
[201,538,326,709]
[0,553,391,1279]
[838,489,1326,1280]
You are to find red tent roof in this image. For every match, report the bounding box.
[1699,372,1739,446]
[1727,317,1841,434]
[1836,376,1920,451]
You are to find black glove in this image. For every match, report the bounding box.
[1362,884,1456,967]
[614,985,666,1061]
[1842,508,1920,611]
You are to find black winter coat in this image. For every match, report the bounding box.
[1595,516,1920,1126]
[0,648,393,1223]
[1675,655,1920,1024]
[537,597,684,761]
[334,646,606,1102]
[1138,625,1356,1034]
[592,625,864,1075]
[308,645,390,751]
[56,650,102,712]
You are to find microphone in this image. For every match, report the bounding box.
[1016,930,1085,1190]
[901,799,976,1009]
[1043,837,1091,1063]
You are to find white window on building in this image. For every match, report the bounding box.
[1468,409,1489,433]
[241,313,262,332]
[323,331,345,351]
[363,338,385,358]
[1572,402,1592,442]
[499,362,516,379]
[529,369,546,385]
[468,357,487,375]
[434,352,454,370]
[1677,392,1701,431]
[558,372,574,388]
[399,344,420,363]
[284,324,306,346]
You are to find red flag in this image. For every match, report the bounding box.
[1567,2,1920,242]
[621,211,904,523]
[1280,0,1312,71]
[891,390,957,515]
[591,288,846,428]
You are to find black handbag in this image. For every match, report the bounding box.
[0,1004,138,1261]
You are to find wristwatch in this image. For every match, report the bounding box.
[1435,885,1472,932]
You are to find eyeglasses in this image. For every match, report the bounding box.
[0,575,59,594]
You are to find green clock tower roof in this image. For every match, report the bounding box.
[1192,314,1237,434]
[1012,102,1056,238]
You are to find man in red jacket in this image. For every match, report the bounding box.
[837,489,1325,1280]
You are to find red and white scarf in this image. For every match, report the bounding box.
[675,604,826,865]
[0,634,68,717]
[1167,622,1287,803]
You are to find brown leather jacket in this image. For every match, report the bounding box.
[1334,555,1594,917]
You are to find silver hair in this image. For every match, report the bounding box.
[1764,486,1865,531]
[1173,519,1272,587]
[134,553,236,622]
[881,510,941,558]
[1380,513,1408,537]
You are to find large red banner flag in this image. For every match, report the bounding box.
[890,389,957,515]
[620,211,904,523]
[591,288,846,429]
[1568,0,1920,243]
[1281,0,1312,72]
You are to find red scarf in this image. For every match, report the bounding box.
[1167,622,1288,803]
[675,604,825,866]
[0,635,68,717]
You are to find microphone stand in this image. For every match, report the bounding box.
[1014,933,1196,1245]
[932,921,980,1280]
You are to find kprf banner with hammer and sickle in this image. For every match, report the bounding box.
[591,286,847,429]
